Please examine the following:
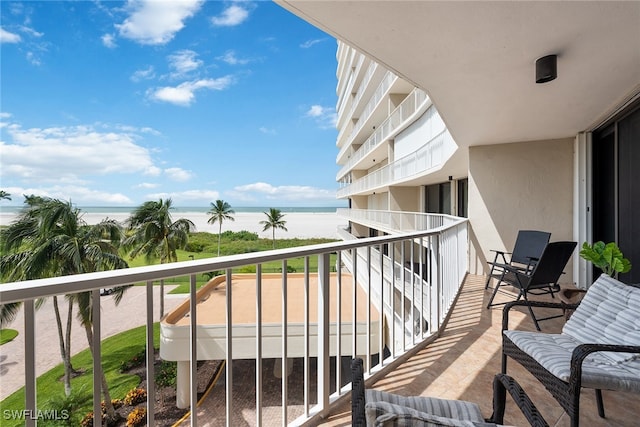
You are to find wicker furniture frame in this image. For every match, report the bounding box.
[351,358,548,427]
[501,296,640,427]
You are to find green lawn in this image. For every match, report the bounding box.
[123,232,339,294]
[0,328,18,345]
[0,324,160,427]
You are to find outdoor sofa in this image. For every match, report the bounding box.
[501,273,640,427]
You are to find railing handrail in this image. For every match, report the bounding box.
[337,128,452,197]
[336,88,430,179]
[0,220,466,305]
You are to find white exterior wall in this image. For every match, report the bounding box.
[468,138,575,284]
[394,106,446,160]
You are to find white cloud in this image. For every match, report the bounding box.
[0,28,21,43]
[0,122,158,183]
[211,4,249,27]
[130,65,156,82]
[3,185,134,205]
[147,76,234,106]
[164,167,192,182]
[102,33,117,48]
[146,189,219,202]
[25,51,41,66]
[144,166,162,176]
[116,0,204,45]
[168,50,202,78]
[18,25,43,38]
[217,50,250,65]
[259,127,276,135]
[300,38,326,49]
[305,104,337,130]
[134,182,159,189]
[306,105,325,118]
[232,182,336,201]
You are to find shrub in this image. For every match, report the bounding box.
[39,386,93,426]
[155,360,177,388]
[123,387,147,406]
[126,408,147,427]
[221,230,258,241]
[119,348,147,373]
[184,241,206,252]
[80,411,94,427]
[237,265,256,273]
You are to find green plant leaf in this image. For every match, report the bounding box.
[580,240,632,276]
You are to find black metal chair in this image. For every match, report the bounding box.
[485,230,551,290]
[351,358,548,426]
[487,241,577,330]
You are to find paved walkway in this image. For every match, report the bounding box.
[0,286,185,400]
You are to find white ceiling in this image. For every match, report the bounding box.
[277,1,640,148]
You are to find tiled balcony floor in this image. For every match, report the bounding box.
[319,274,639,427]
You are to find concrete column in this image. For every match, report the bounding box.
[176,361,190,409]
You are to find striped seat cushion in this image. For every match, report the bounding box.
[503,274,640,392]
[504,330,640,391]
[563,274,640,364]
[365,389,485,422]
[364,401,496,426]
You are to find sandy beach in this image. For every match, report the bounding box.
[0,210,348,240]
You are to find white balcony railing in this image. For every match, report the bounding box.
[336,209,460,234]
[0,218,467,427]
[337,129,455,198]
[336,88,430,180]
[337,70,396,152]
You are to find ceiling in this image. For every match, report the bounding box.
[276,1,640,148]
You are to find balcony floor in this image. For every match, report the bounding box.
[319,274,639,427]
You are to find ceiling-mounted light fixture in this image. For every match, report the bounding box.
[536,54,557,84]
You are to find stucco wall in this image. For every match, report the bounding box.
[468,138,575,284]
[389,187,420,212]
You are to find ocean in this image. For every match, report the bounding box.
[0,205,342,215]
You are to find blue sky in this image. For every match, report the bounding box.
[0,0,343,208]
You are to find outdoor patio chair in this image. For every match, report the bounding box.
[487,241,576,330]
[501,274,640,427]
[485,230,551,290]
[351,358,549,427]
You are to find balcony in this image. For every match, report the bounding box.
[0,215,468,426]
[337,209,459,235]
[318,275,640,427]
[336,88,431,181]
[337,128,456,199]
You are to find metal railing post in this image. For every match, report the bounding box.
[317,252,331,416]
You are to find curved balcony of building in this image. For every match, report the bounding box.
[336,62,385,149]
[337,129,456,199]
[337,208,462,234]
[336,54,367,130]
[336,88,430,181]
[336,67,398,150]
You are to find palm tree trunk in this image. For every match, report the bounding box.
[218,223,222,256]
[53,296,73,396]
[83,322,117,422]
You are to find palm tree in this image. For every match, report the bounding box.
[0,197,128,420]
[0,190,11,200]
[260,208,288,249]
[207,199,235,256]
[123,198,194,318]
